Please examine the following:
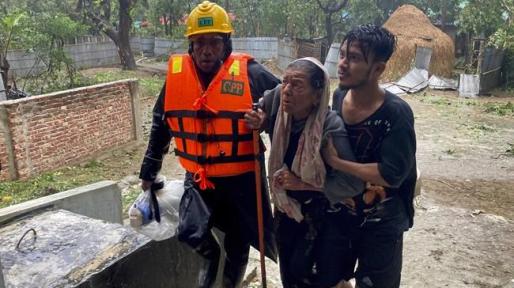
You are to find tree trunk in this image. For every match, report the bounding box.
[440,0,447,31]
[325,12,334,46]
[163,14,169,35]
[79,0,137,70]
[118,0,136,70]
[0,54,9,90]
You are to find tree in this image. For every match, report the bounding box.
[1,2,87,95]
[486,0,514,49]
[77,0,141,69]
[0,13,24,89]
[139,0,191,37]
[315,0,349,45]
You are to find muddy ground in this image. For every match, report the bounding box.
[88,66,514,288]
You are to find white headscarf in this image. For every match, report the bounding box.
[268,56,331,198]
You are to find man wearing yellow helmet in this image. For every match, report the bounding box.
[139,1,280,287]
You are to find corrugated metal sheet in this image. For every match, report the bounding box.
[324,43,340,79]
[428,75,458,90]
[380,83,407,95]
[414,46,432,70]
[481,48,504,73]
[394,67,429,93]
[459,74,480,97]
[0,77,6,101]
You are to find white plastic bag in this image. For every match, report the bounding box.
[128,176,185,241]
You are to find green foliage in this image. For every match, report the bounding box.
[459,0,505,36]
[483,102,514,116]
[0,12,26,52]
[1,5,87,93]
[133,0,189,38]
[415,94,514,118]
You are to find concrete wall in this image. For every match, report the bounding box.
[278,38,298,70]
[7,41,119,78]
[0,80,142,180]
[232,37,278,61]
[133,37,279,61]
[8,37,286,77]
[65,42,119,69]
[0,180,122,224]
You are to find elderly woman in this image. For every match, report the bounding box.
[248,57,364,288]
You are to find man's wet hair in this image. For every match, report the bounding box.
[342,24,396,63]
[286,60,325,90]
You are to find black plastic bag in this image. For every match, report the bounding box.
[177,178,211,248]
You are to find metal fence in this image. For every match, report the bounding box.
[459,47,504,97]
[479,48,504,93]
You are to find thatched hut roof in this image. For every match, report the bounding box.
[382,5,455,81]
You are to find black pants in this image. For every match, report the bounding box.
[180,171,276,288]
[276,193,338,288]
[323,196,410,288]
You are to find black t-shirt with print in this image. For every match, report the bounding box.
[332,88,417,228]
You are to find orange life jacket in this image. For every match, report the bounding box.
[164,53,256,190]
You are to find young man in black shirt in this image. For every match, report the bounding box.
[322,24,417,288]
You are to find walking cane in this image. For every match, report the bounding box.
[252,103,267,288]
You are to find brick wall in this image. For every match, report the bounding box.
[0,80,141,180]
[0,129,8,180]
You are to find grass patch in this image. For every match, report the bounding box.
[421,95,452,106]
[416,93,481,108]
[506,143,514,157]
[444,148,456,155]
[82,70,163,98]
[122,186,141,215]
[0,160,107,208]
[470,123,497,132]
[0,158,141,211]
[483,102,514,116]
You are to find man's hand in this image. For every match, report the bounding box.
[141,180,153,191]
[244,108,265,130]
[321,136,339,167]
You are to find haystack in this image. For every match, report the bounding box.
[382,5,454,81]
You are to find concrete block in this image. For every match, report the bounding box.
[0,209,208,288]
[0,181,122,225]
[0,258,5,288]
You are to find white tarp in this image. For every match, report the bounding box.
[394,67,429,93]
[428,75,458,90]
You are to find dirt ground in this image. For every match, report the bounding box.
[89,66,514,287]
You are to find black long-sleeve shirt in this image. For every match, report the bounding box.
[139,60,281,181]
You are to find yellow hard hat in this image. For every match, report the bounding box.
[185,1,234,37]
